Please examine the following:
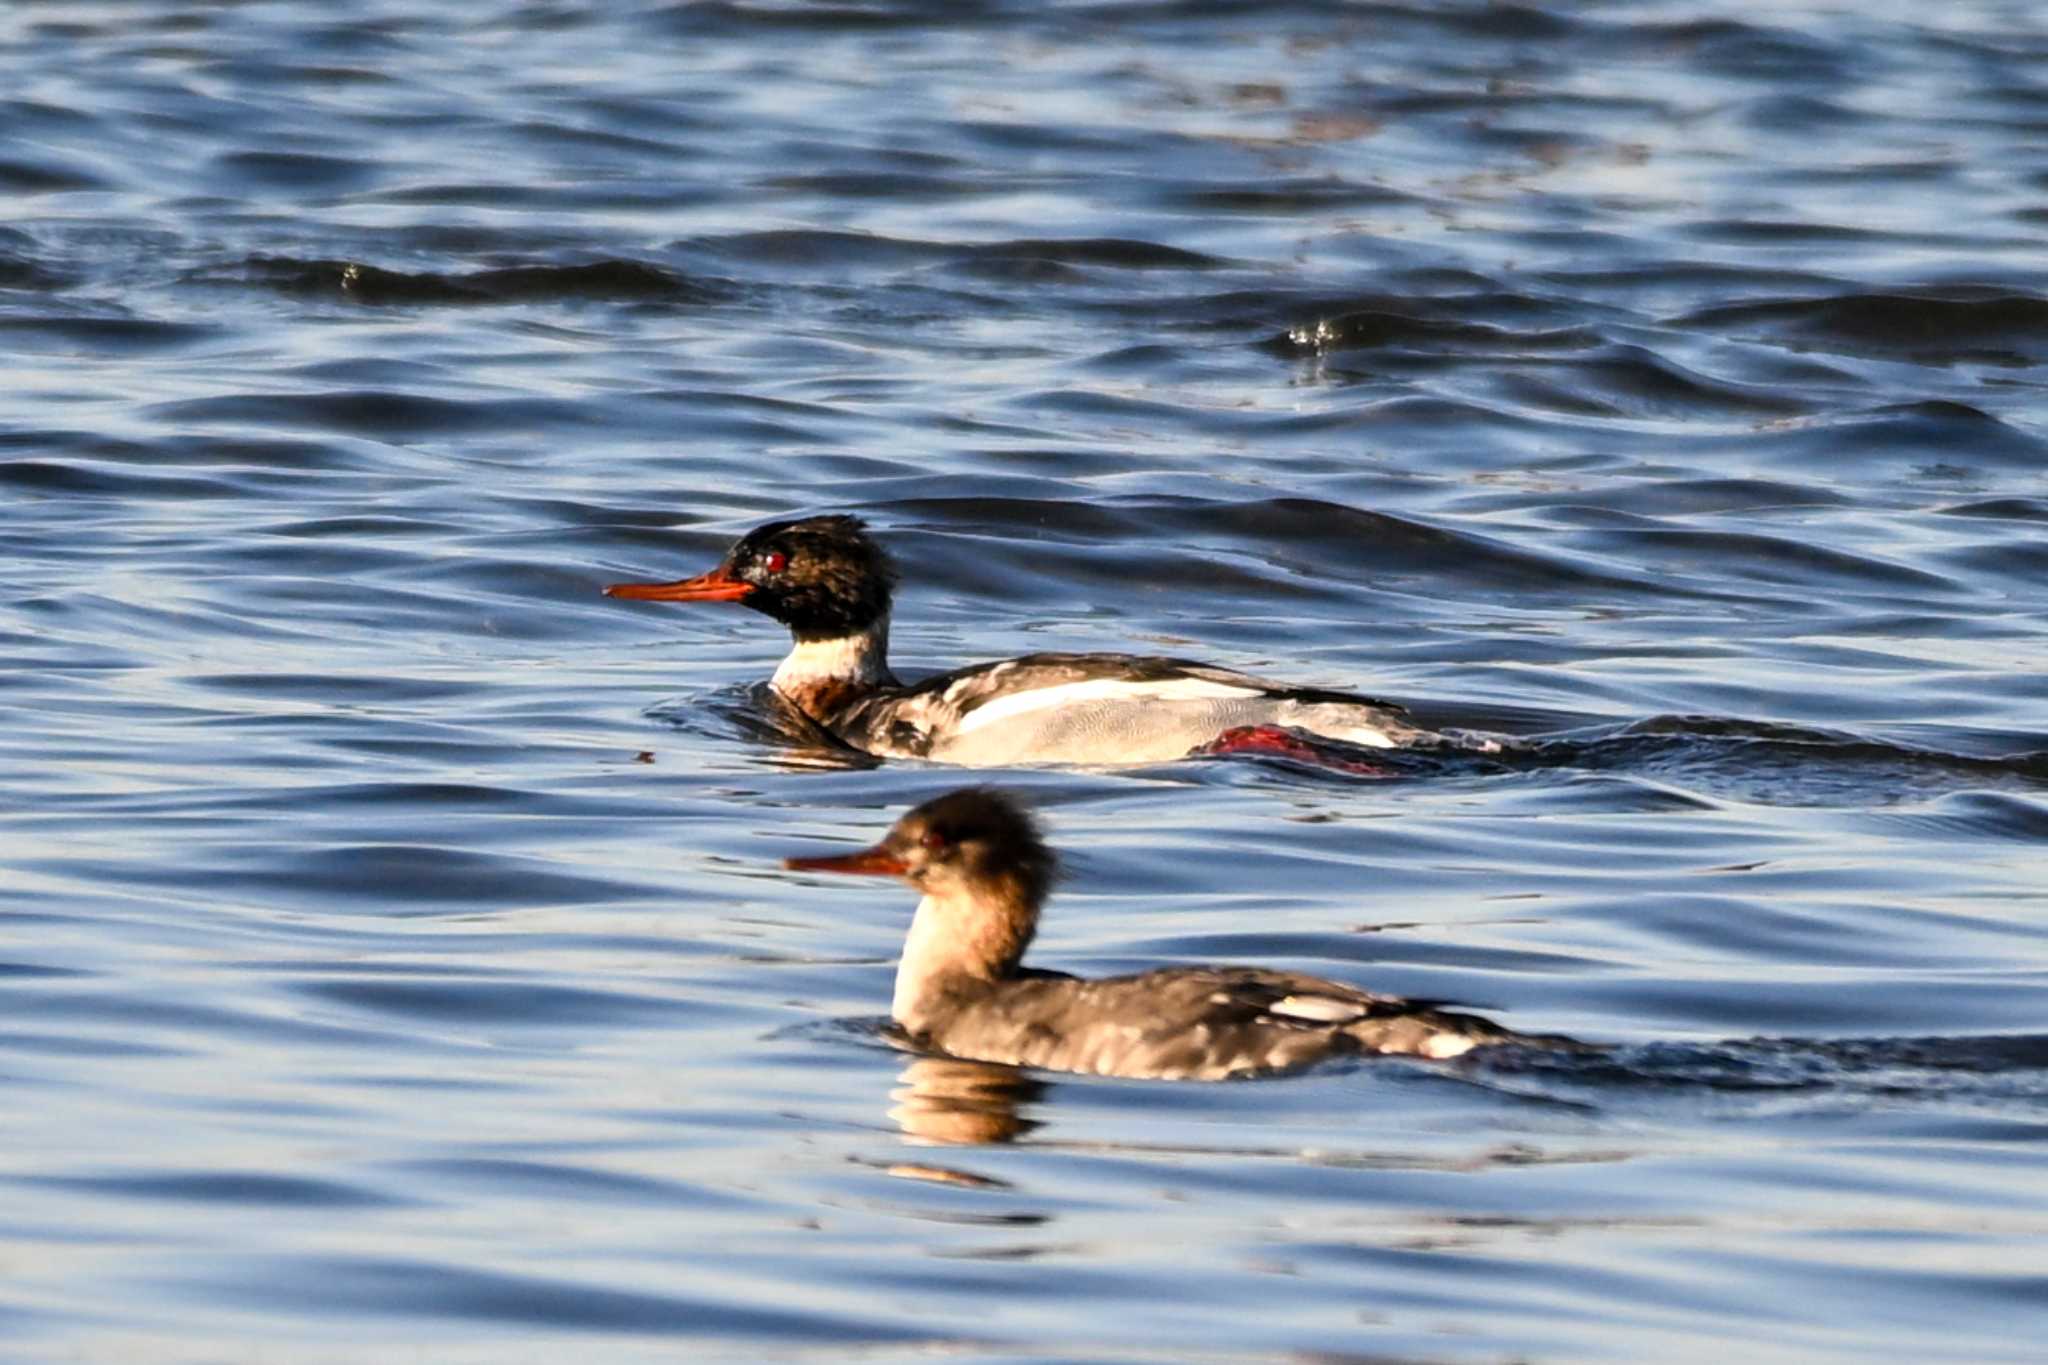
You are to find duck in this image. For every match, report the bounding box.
[606,514,1478,765]
[782,787,1584,1079]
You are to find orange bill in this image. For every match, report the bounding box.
[783,846,908,876]
[604,567,752,601]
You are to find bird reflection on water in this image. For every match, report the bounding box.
[887,1055,1046,1148]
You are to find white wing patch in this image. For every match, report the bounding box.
[1325,724,1397,750]
[951,676,1262,736]
[1268,994,1367,1023]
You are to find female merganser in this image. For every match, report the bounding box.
[783,788,1582,1079]
[607,514,1464,765]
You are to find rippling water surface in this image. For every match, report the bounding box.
[5,2,2048,1359]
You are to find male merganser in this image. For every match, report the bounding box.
[783,788,1583,1079]
[606,514,1466,765]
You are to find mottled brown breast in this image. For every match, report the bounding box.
[780,675,872,727]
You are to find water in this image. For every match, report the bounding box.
[4,1,2047,1358]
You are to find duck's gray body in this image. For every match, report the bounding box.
[903,960,1525,1079]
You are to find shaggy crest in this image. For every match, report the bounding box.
[723,514,897,640]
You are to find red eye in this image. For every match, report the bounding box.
[762,551,788,574]
[920,831,948,851]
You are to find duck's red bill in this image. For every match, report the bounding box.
[783,846,908,876]
[604,568,752,602]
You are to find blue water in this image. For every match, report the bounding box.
[4,2,2047,1359]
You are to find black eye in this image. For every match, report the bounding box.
[762,551,788,574]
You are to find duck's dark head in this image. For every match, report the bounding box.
[784,787,1058,916]
[606,514,896,640]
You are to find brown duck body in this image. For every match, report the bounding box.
[903,963,1525,1078]
[786,789,1585,1082]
